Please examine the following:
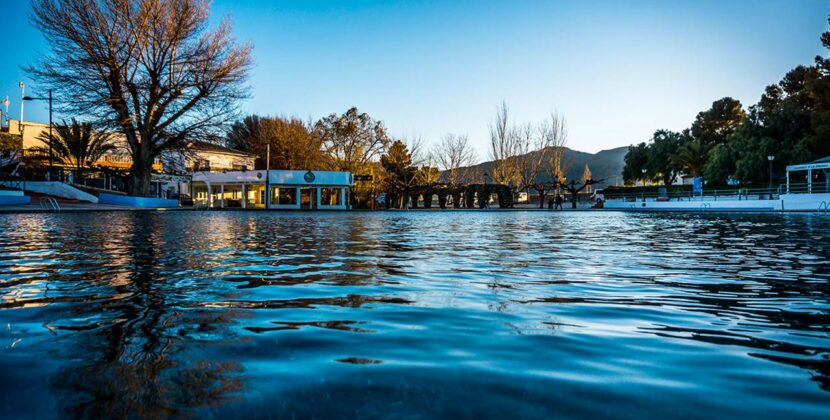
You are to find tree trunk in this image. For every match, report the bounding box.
[130,160,152,197]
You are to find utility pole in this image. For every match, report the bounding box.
[18,82,24,139]
[265,144,270,208]
[18,82,24,125]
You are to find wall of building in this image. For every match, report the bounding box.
[9,119,252,173]
[185,151,255,172]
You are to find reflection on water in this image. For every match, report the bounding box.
[0,211,828,417]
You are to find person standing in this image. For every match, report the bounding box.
[555,194,563,210]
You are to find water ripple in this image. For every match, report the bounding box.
[0,211,828,417]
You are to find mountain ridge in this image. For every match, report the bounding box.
[459,145,627,188]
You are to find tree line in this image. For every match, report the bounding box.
[26,0,577,206]
[223,101,571,209]
[623,16,830,188]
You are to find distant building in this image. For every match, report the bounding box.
[5,119,162,171]
[185,170,352,209]
[4,119,352,209]
[163,141,256,173]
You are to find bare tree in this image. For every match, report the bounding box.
[542,111,568,184]
[433,133,478,186]
[404,135,427,168]
[488,101,519,187]
[532,112,568,207]
[29,0,252,195]
[514,122,546,204]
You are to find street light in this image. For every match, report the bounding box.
[767,155,775,192]
[18,82,25,127]
[641,168,647,187]
[22,89,53,180]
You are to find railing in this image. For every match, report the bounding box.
[783,182,830,195]
[39,197,60,212]
[605,186,782,202]
[0,171,25,191]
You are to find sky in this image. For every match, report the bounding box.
[1,0,827,158]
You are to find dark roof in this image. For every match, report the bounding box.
[811,156,830,164]
[187,141,256,157]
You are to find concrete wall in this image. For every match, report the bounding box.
[0,190,30,206]
[606,193,830,212]
[781,193,830,211]
[99,193,179,208]
[605,199,782,211]
[0,180,98,202]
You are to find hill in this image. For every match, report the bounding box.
[458,146,628,189]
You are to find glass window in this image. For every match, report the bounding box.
[271,187,297,205]
[320,188,342,206]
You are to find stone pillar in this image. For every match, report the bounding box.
[295,187,301,207]
[316,188,322,209]
[242,184,247,209]
[220,184,225,208]
[207,184,213,208]
[341,188,346,209]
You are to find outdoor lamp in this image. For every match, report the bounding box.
[22,89,54,180]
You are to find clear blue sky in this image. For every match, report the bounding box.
[1,0,827,156]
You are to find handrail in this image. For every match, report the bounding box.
[605,186,782,202]
[39,197,60,212]
[785,182,830,195]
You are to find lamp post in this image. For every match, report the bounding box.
[22,89,53,180]
[767,155,775,192]
[641,168,647,187]
[18,82,24,128]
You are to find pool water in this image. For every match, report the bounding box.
[0,211,828,418]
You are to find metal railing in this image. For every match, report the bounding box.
[39,197,60,212]
[783,182,830,195]
[605,186,782,202]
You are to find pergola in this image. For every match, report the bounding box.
[785,156,830,194]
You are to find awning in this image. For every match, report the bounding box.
[786,156,830,172]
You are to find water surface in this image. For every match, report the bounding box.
[0,211,828,418]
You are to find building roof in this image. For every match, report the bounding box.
[786,156,830,171]
[187,141,256,157]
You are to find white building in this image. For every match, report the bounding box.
[189,169,353,210]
